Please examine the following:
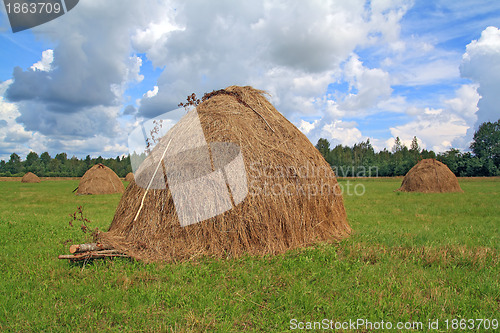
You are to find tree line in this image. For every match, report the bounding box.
[0,119,498,178]
[0,152,132,178]
[315,119,499,177]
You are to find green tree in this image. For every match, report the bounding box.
[6,153,23,174]
[48,158,61,176]
[410,136,420,153]
[438,149,462,175]
[409,136,421,165]
[470,119,500,166]
[420,149,436,160]
[55,152,68,164]
[25,152,39,165]
[392,137,404,153]
[40,152,51,165]
[24,152,43,174]
[315,138,331,159]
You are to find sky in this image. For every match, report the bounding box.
[0,0,499,161]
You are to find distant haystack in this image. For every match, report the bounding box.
[77,164,124,195]
[125,172,134,182]
[21,172,40,183]
[398,159,463,193]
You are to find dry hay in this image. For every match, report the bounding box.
[398,158,463,193]
[99,85,350,262]
[21,172,40,183]
[77,164,125,195]
[125,172,135,182]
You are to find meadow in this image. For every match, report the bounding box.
[0,178,498,332]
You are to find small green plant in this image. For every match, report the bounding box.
[69,205,99,240]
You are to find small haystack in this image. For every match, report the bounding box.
[125,172,135,182]
[99,86,350,262]
[77,164,125,195]
[21,172,40,183]
[398,159,463,193]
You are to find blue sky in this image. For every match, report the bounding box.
[0,0,499,161]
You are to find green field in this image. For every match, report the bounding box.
[0,178,498,332]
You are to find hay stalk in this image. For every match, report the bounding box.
[133,138,172,222]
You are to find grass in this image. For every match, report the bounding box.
[0,178,498,332]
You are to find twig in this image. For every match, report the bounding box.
[134,138,172,221]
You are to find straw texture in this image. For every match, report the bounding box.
[77,164,125,195]
[99,86,350,262]
[398,159,463,193]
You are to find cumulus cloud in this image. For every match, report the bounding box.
[15,102,121,138]
[389,84,480,151]
[1,0,422,158]
[0,77,128,160]
[291,55,394,148]
[297,116,367,149]
[0,80,33,158]
[136,0,411,118]
[5,0,170,125]
[339,55,393,111]
[460,26,500,127]
[390,109,468,152]
[30,49,53,72]
[319,120,364,147]
[0,0,177,158]
[144,86,159,98]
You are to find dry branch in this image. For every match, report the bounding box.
[69,242,111,254]
[58,249,129,261]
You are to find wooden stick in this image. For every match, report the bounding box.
[69,243,111,254]
[134,138,172,222]
[58,251,129,261]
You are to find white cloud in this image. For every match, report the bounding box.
[1,0,420,159]
[131,17,183,58]
[103,143,128,154]
[144,86,159,98]
[390,111,468,152]
[298,119,318,135]
[389,84,480,152]
[5,0,171,116]
[137,0,411,118]
[444,83,479,124]
[460,26,500,126]
[339,55,393,111]
[30,49,54,72]
[320,120,364,147]
[0,80,33,159]
[297,118,366,148]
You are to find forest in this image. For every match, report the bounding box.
[315,119,499,177]
[0,119,498,178]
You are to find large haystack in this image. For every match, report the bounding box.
[21,172,40,183]
[125,172,134,182]
[77,164,125,195]
[99,86,350,262]
[398,159,463,193]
